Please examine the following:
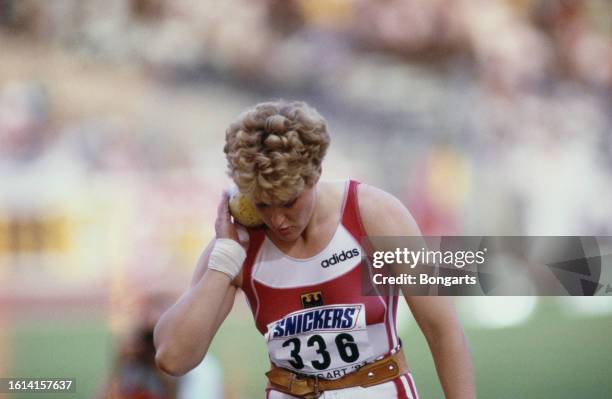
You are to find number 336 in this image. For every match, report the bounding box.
[282,333,360,370]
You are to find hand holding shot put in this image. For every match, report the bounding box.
[215,190,239,242]
[153,101,475,398]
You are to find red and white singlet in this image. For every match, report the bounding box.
[241,180,419,399]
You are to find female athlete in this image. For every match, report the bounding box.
[153,100,476,398]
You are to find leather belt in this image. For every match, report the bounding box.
[266,349,408,399]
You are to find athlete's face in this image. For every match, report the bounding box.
[255,185,317,242]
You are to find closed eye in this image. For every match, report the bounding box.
[283,199,297,208]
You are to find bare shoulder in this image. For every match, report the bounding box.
[357,183,421,236]
[317,180,347,216]
[318,180,346,200]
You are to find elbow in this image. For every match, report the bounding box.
[154,344,206,377]
[154,345,190,377]
[153,317,210,376]
[153,322,189,377]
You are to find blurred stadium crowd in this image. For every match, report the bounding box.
[0,0,611,397]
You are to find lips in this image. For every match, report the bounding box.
[277,227,293,236]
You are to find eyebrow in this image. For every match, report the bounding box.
[283,198,298,206]
[256,196,298,208]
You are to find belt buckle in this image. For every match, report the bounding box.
[303,374,321,399]
[289,374,323,399]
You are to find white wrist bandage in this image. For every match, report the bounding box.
[208,239,247,279]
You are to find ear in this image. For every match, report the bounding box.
[314,169,322,184]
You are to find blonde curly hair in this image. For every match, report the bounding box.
[224,100,330,204]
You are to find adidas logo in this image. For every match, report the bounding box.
[320,248,360,268]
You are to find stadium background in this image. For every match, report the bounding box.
[1,0,611,398]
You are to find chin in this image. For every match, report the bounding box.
[276,228,303,242]
[277,232,299,242]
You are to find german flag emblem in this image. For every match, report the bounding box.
[301,291,324,308]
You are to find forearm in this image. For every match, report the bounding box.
[425,327,476,399]
[154,269,233,376]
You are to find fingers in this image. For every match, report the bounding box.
[216,190,231,222]
[215,189,239,241]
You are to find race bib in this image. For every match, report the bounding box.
[265,304,374,379]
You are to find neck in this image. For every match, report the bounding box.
[301,184,323,244]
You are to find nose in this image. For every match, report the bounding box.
[270,209,287,229]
